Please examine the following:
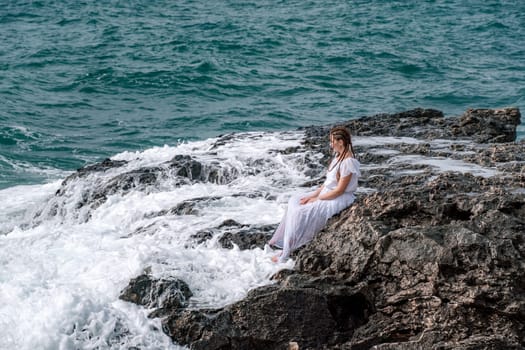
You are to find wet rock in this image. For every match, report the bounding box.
[58,158,128,190]
[209,133,238,150]
[189,229,215,246]
[168,155,240,184]
[104,167,165,193]
[124,222,163,238]
[231,191,272,199]
[48,154,242,221]
[168,155,204,180]
[145,196,222,219]
[218,219,244,228]
[218,224,278,250]
[302,108,521,154]
[278,146,301,155]
[188,221,277,250]
[163,107,525,349]
[119,274,193,318]
[50,165,181,220]
[188,220,245,246]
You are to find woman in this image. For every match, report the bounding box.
[269,126,360,263]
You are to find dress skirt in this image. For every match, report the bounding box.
[269,189,355,262]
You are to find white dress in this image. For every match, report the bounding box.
[270,157,361,262]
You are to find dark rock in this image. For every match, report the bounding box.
[188,221,277,250]
[58,158,128,191]
[119,274,193,318]
[218,219,244,228]
[451,108,521,143]
[344,108,447,139]
[292,180,525,348]
[46,154,241,221]
[47,166,179,222]
[209,133,238,149]
[279,146,301,155]
[218,224,278,250]
[188,229,215,246]
[162,107,525,349]
[145,196,222,219]
[302,108,522,157]
[162,280,373,350]
[188,220,246,246]
[104,167,165,194]
[169,155,205,181]
[168,154,243,184]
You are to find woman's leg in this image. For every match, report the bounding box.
[268,193,303,246]
[270,192,315,262]
[269,217,285,247]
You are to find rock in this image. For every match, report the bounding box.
[219,219,243,228]
[46,154,243,221]
[218,224,278,250]
[188,220,245,246]
[145,196,222,219]
[58,158,128,190]
[188,220,278,250]
[161,107,525,349]
[344,108,447,139]
[293,174,525,347]
[451,108,521,143]
[168,155,240,184]
[162,279,373,350]
[119,274,193,318]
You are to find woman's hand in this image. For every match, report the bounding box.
[300,196,318,205]
[300,185,324,205]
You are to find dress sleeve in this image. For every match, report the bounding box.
[339,158,360,178]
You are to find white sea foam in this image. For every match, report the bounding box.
[387,154,500,178]
[0,181,62,234]
[369,149,401,155]
[355,136,500,178]
[0,131,303,350]
[353,136,422,147]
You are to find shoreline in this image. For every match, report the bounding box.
[152,107,523,349]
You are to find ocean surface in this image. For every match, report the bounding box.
[1,0,524,189]
[0,1,524,349]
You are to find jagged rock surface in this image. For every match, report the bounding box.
[188,219,277,250]
[119,274,193,318]
[39,154,244,222]
[161,107,525,349]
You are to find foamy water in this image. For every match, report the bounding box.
[0,132,506,349]
[0,131,304,350]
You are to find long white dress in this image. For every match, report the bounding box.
[270,157,361,262]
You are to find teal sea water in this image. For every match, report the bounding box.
[1,0,524,189]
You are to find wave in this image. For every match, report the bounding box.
[0,131,310,349]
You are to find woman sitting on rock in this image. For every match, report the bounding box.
[269,126,360,263]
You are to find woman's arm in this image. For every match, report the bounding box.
[317,174,352,200]
[300,185,324,204]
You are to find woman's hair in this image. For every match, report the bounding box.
[328,126,356,172]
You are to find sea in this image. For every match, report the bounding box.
[0,1,524,349]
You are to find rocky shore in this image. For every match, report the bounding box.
[116,107,523,349]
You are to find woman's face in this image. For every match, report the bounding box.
[330,135,345,154]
